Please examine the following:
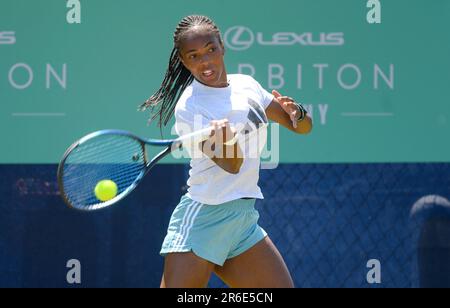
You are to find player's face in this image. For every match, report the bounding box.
[178,28,228,88]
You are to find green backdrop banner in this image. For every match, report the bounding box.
[1,0,449,163]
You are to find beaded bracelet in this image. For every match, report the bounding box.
[294,103,308,122]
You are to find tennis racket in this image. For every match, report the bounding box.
[57,127,212,211]
[57,99,268,211]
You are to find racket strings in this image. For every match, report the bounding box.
[61,134,146,209]
[65,136,143,163]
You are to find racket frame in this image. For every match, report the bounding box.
[57,127,212,211]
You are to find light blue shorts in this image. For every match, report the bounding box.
[160,195,267,266]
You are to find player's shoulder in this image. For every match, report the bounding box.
[229,74,262,90]
[229,73,258,84]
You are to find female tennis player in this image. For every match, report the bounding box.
[141,15,312,288]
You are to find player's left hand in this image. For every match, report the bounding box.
[272,90,301,129]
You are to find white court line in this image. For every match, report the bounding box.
[12,113,66,117]
[341,112,394,117]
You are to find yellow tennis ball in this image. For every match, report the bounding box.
[94,180,118,202]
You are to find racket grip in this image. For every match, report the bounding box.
[175,126,213,146]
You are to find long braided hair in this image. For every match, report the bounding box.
[139,15,223,129]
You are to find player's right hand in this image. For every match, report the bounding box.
[209,119,237,145]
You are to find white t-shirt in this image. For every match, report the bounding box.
[174,74,274,205]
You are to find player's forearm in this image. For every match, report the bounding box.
[266,100,313,134]
[201,139,243,174]
[212,156,243,174]
[294,115,313,134]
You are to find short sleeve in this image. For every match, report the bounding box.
[251,77,274,110]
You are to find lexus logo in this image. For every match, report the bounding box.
[224,26,254,51]
[223,26,345,51]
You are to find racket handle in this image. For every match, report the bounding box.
[174,126,213,147]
